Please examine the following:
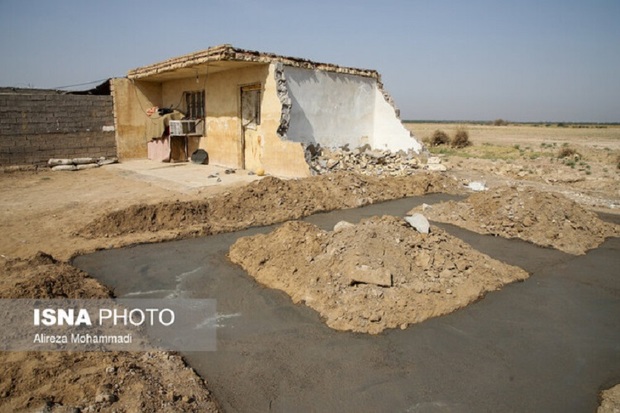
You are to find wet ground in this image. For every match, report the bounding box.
[73,195,620,413]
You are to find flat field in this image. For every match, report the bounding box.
[405,122,620,150]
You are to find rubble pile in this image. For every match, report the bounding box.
[416,186,620,255]
[229,215,528,334]
[307,145,438,176]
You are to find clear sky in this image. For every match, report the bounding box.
[1,0,618,122]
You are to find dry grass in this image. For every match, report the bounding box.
[405,123,620,150]
[429,130,450,146]
[451,128,472,148]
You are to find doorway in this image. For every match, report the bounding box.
[240,84,261,170]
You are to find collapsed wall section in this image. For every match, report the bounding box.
[282,66,375,148]
[277,65,421,154]
[0,88,117,167]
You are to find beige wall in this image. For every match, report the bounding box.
[258,64,310,177]
[113,64,310,177]
[199,65,310,177]
[111,78,162,159]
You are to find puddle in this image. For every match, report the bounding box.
[73,194,620,413]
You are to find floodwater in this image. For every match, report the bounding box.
[73,195,620,413]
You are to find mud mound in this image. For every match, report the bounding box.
[0,252,112,299]
[0,254,220,413]
[80,172,459,239]
[229,216,528,334]
[416,186,620,255]
[1,351,219,413]
[599,384,620,413]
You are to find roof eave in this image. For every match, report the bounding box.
[127,44,380,81]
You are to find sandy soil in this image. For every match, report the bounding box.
[0,168,458,412]
[414,186,620,255]
[1,122,618,411]
[0,252,220,412]
[229,216,528,334]
[406,122,620,212]
[598,384,620,413]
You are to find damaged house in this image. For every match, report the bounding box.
[112,44,422,177]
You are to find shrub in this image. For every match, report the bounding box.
[451,128,471,148]
[430,130,450,146]
[493,118,508,126]
[557,147,577,158]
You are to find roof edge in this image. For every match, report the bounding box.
[127,44,380,80]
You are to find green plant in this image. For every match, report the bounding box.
[513,144,520,150]
[430,130,450,146]
[451,128,472,148]
[493,118,508,126]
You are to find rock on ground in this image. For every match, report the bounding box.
[414,186,620,255]
[228,216,528,335]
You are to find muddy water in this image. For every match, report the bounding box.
[73,195,620,413]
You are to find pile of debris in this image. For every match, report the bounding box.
[416,186,620,255]
[48,157,118,171]
[306,145,445,176]
[229,215,528,334]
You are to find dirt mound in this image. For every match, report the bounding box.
[229,216,528,334]
[0,252,112,299]
[416,186,620,255]
[0,254,220,413]
[599,384,620,413]
[80,172,459,239]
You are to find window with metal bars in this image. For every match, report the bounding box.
[184,90,205,119]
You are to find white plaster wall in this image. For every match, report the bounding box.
[372,88,423,153]
[284,66,375,147]
[283,65,421,153]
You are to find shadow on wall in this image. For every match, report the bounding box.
[286,91,316,146]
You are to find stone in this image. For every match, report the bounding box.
[76,163,99,170]
[48,158,73,166]
[97,158,118,166]
[95,392,117,404]
[349,266,392,287]
[426,164,447,172]
[427,156,441,164]
[333,221,355,233]
[366,150,387,160]
[326,159,340,169]
[405,213,430,234]
[51,165,77,172]
[72,157,96,165]
[467,181,487,191]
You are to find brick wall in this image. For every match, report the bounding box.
[0,88,117,167]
